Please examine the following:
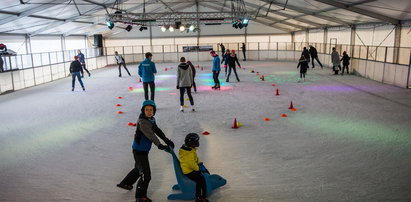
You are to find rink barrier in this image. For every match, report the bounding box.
[1,42,410,94]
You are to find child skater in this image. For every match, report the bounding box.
[179,133,210,202]
[117,100,175,202]
[340,51,350,75]
[187,60,197,93]
[209,50,221,89]
[177,57,195,112]
[221,49,230,76]
[297,56,308,82]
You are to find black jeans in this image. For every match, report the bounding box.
[81,63,90,76]
[186,171,206,198]
[226,65,240,82]
[118,62,131,76]
[212,71,220,87]
[180,87,194,106]
[120,150,151,198]
[143,81,155,101]
[342,65,349,74]
[311,56,323,68]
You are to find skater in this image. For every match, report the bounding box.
[77,50,90,77]
[179,133,210,202]
[340,51,350,75]
[69,56,85,91]
[220,49,230,76]
[241,43,246,61]
[301,47,310,66]
[117,100,175,202]
[297,56,308,82]
[0,43,7,72]
[138,52,157,101]
[115,51,131,77]
[219,43,225,56]
[226,50,241,82]
[187,60,197,93]
[177,57,195,112]
[210,50,221,89]
[309,45,323,69]
[331,47,341,75]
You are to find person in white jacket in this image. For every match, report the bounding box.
[331,47,341,75]
[176,57,194,112]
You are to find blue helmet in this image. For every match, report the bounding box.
[141,100,156,115]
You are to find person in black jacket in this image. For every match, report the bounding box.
[309,45,323,69]
[340,51,350,75]
[302,47,310,65]
[70,56,85,91]
[220,49,230,76]
[226,50,241,82]
[297,56,308,82]
[219,43,225,56]
[241,43,246,61]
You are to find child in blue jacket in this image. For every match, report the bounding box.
[117,100,174,202]
[138,52,157,101]
[210,50,221,89]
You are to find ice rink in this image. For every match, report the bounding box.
[1,61,411,202]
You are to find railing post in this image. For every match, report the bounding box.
[31,53,36,86]
[276,42,278,60]
[49,52,53,81]
[258,42,260,61]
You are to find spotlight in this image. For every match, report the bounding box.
[242,18,249,25]
[139,26,147,31]
[179,25,185,32]
[233,24,238,29]
[169,26,174,32]
[238,23,244,29]
[125,25,132,32]
[161,26,166,32]
[106,21,114,29]
[189,25,195,31]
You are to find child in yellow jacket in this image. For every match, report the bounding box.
[179,133,210,202]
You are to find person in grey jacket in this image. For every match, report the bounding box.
[331,47,341,75]
[177,57,194,112]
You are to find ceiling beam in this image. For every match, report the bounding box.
[312,0,400,25]
[258,0,351,26]
[0,0,68,25]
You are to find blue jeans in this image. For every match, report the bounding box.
[71,72,84,88]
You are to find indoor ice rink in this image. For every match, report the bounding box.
[1,0,411,202]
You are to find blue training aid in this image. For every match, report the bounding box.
[167,149,227,200]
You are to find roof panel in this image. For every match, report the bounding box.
[357,0,411,20]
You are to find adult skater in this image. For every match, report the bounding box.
[301,47,310,65]
[220,49,230,76]
[138,52,157,101]
[179,133,210,202]
[340,51,350,75]
[187,60,197,93]
[115,51,131,77]
[0,43,7,72]
[219,43,225,56]
[177,57,195,112]
[226,50,241,82]
[309,45,323,69]
[117,100,174,202]
[69,56,85,91]
[77,50,90,77]
[331,47,341,75]
[297,55,308,82]
[241,43,246,61]
[210,50,221,89]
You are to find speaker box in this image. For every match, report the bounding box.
[94,34,103,48]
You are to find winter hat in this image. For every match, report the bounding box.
[141,100,157,115]
[230,50,236,54]
[185,133,200,148]
[209,50,216,55]
[74,56,79,60]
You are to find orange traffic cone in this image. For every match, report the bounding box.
[117,96,123,99]
[116,104,122,107]
[117,111,124,114]
[288,101,294,109]
[256,72,260,76]
[281,114,288,117]
[202,131,210,135]
[232,118,239,129]
[263,117,271,121]
[129,87,133,91]
[272,84,276,86]
[275,89,280,96]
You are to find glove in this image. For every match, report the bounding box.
[198,162,209,174]
[164,139,175,149]
[158,144,170,152]
[224,64,227,68]
[176,86,179,89]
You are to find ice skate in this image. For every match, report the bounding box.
[82,87,85,91]
[116,183,133,190]
[72,88,74,91]
[180,106,184,112]
[191,105,195,112]
[136,197,152,202]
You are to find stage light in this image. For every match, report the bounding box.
[161,26,166,32]
[179,25,185,32]
[169,26,174,32]
[189,25,195,31]
[242,18,249,25]
[233,23,238,29]
[125,25,132,32]
[139,26,147,31]
[238,23,244,29]
[106,21,114,29]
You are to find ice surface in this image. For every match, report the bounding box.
[1,61,411,201]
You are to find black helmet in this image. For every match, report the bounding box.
[185,133,200,147]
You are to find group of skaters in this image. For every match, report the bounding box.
[297,45,351,82]
[69,50,91,91]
